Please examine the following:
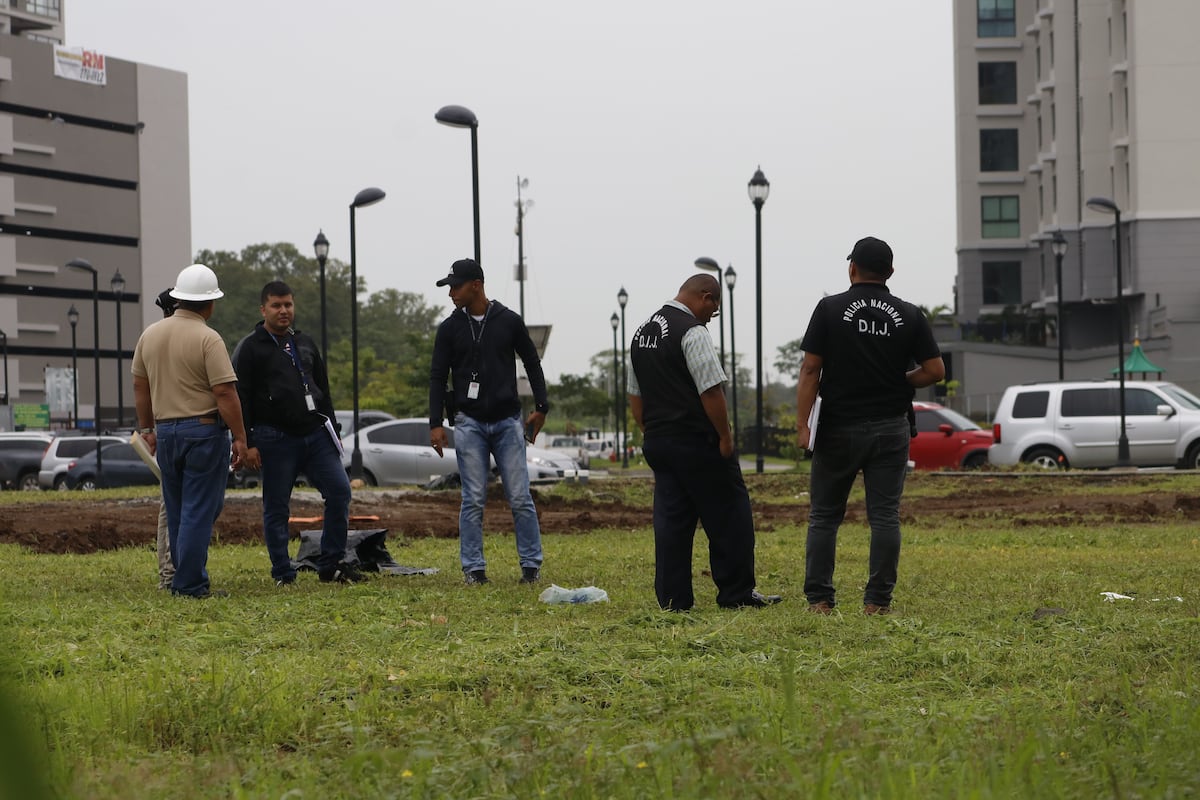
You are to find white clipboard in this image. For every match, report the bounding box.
[806,396,822,451]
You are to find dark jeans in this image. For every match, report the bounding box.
[157,418,230,597]
[805,415,910,608]
[254,423,351,580]
[642,435,757,610]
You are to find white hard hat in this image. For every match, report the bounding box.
[169,264,224,301]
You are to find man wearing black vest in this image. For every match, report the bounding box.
[629,273,781,611]
[795,237,945,616]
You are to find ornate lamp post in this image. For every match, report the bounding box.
[66,258,103,474]
[610,312,620,453]
[314,229,330,363]
[747,166,770,473]
[1050,230,1068,381]
[1085,196,1130,466]
[348,187,387,481]
[110,270,125,426]
[725,266,739,451]
[515,176,532,319]
[693,256,725,369]
[67,305,79,424]
[617,286,629,469]
[435,104,481,265]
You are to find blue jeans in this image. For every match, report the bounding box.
[253,423,351,580]
[805,415,910,608]
[453,412,542,573]
[156,418,231,597]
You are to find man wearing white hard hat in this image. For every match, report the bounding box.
[131,264,249,599]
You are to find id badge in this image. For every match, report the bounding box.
[304,393,317,412]
[467,381,480,400]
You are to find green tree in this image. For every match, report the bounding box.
[773,339,805,378]
[550,373,612,430]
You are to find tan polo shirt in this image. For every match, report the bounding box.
[131,309,238,421]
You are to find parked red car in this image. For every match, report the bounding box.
[909,401,993,469]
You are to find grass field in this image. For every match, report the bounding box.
[2,475,1199,798]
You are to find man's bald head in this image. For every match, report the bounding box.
[675,273,721,323]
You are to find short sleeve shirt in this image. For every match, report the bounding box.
[800,283,940,425]
[131,309,237,420]
[627,301,726,396]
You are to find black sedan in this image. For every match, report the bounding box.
[65,443,160,491]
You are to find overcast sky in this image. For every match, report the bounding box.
[68,0,956,384]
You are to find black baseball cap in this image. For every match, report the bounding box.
[847,236,894,276]
[436,258,485,287]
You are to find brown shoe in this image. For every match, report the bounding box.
[808,601,834,615]
[863,603,892,616]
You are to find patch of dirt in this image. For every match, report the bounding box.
[2,474,1197,555]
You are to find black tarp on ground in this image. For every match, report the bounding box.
[292,529,439,575]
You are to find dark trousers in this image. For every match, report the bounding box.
[642,435,757,610]
[805,415,910,608]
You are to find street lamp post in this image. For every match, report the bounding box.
[610,313,620,452]
[1085,196,1130,466]
[68,305,79,424]
[348,187,386,481]
[66,258,102,476]
[725,266,738,451]
[1050,230,1068,381]
[693,257,725,369]
[435,104,481,265]
[0,328,8,406]
[314,229,330,364]
[617,286,629,469]
[111,270,125,427]
[747,166,770,473]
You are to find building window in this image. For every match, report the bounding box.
[978,62,1017,104]
[27,0,61,18]
[981,129,1019,171]
[982,261,1022,305]
[978,0,1016,37]
[982,196,1020,238]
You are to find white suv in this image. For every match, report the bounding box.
[988,380,1200,469]
[38,434,125,489]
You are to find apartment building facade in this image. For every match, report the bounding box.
[0,0,190,429]
[949,0,1200,411]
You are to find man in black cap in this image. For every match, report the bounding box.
[795,236,945,616]
[428,258,550,585]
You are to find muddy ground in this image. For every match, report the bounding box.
[2,474,1199,555]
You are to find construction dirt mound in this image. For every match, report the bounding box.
[2,474,1198,555]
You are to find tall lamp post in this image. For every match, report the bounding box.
[617,286,629,469]
[67,305,79,424]
[1085,196,1130,466]
[348,187,386,481]
[110,270,125,427]
[693,257,725,369]
[747,166,770,473]
[0,328,8,406]
[66,258,102,475]
[314,229,330,364]
[725,266,739,450]
[1050,230,1068,381]
[435,104,481,265]
[610,313,620,451]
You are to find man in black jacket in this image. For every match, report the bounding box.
[428,258,549,585]
[233,281,362,586]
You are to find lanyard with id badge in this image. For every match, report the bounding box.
[271,331,317,412]
[466,302,493,402]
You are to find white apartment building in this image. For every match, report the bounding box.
[949,0,1200,411]
[0,1,190,429]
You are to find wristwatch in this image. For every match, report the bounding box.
[137,427,155,435]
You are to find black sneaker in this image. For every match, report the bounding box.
[319,562,366,584]
[519,566,541,584]
[464,569,489,585]
[275,574,297,587]
[719,591,782,609]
